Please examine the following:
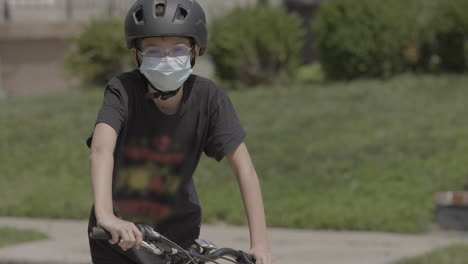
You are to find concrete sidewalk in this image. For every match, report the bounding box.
[1,217,468,264]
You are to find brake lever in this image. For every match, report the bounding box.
[157,242,178,255]
[137,224,161,241]
[141,241,163,255]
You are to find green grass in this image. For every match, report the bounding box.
[393,244,468,264]
[1,74,468,233]
[0,89,6,100]
[0,228,48,247]
[0,90,99,218]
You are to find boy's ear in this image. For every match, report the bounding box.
[195,45,201,57]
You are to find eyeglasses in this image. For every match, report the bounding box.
[138,44,192,58]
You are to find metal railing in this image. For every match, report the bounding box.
[1,0,135,22]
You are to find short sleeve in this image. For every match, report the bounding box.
[86,78,128,148]
[204,88,246,161]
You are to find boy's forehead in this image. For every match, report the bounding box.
[141,36,191,47]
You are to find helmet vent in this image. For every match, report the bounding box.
[134,7,144,25]
[174,6,188,22]
[155,3,166,17]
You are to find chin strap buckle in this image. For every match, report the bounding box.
[145,89,179,101]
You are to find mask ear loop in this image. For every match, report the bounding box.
[137,49,181,101]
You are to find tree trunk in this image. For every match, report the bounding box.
[108,0,115,17]
[3,0,10,21]
[283,0,320,64]
[65,0,72,20]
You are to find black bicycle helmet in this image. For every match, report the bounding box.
[125,0,208,55]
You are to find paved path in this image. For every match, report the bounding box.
[0,217,468,264]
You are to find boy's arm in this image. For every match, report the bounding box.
[90,123,117,225]
[227,142,272,264]
[90,123,142,250]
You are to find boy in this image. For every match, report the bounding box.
[87,0,272,263]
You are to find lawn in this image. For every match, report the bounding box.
[1,74,468,233]
[0,228,48,247]
[393,244,468,264]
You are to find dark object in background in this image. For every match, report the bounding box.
[434,192,468,231]
[413,0,468,74]
[283,0,322,64]
[435,206,468,231]
[437,32,467,73]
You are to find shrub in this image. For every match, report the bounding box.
[209,4,304,87]
[427,0,468,73]
[313,0,418,80]
[64,19,130,87]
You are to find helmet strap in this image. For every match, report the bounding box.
[145,81,180,101]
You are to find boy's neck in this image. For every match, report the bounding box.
[149,85,184,115]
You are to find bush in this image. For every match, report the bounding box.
[64,19,130,87]
[427,0,468,73]
[209,4,304,87]
[313,0,418,80]
[296,62,325,84]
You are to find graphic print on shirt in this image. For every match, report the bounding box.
[114,127,191,224]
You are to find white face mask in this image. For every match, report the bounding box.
[139,55,193,92]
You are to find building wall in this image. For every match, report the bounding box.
[0,22,82,96]
[0,38,77,96]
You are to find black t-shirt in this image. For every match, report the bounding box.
[87,70,246,244]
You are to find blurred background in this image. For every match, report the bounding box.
[1,0,468,263]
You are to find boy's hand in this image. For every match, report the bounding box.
[97,214,143,251]
[250,245,272,264]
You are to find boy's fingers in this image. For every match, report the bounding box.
[125,229,136,249]
[119,231,131,251]
[108,230,119,244]
[132,225,143,248]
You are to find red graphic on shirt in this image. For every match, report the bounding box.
[154,135,171,152]
[124,135,186,165]
[115,199,172,221]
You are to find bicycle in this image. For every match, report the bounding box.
[90,224,256,264]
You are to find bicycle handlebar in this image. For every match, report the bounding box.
[89,226,112,240]
[90,225,255,264]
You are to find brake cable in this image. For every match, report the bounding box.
[187,251,239,264]
[158,236,198,264]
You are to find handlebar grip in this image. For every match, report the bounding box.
[241,251,256,264]
[89,225,161,241]
[89,226,112,240]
